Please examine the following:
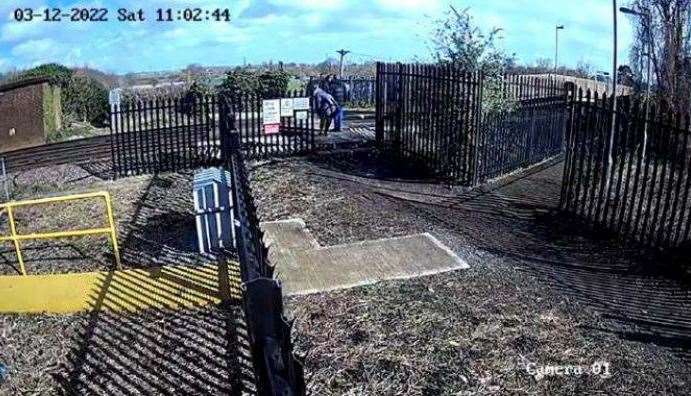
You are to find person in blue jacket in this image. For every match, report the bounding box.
[327,75,350,132]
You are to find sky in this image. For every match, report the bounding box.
[0,0,636,75]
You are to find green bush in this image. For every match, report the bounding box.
[219,70,290,98]
[18,64,109,127]
[18,63,72,88]
[63,75,109,127]
[180,80,214,115]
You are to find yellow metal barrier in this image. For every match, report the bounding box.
[0,191,121,275]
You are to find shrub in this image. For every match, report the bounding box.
[219,70,290,98]
[177,75,216,114]
[18,64,109,127]
[17,63,72,88]
[62,75,109,127]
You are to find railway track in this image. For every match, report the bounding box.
[1,134,114,174]
[0,110,375,175]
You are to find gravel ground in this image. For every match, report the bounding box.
[0,164,209,275]
[250,151,691,395]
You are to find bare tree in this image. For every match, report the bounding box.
[626,0,691,112]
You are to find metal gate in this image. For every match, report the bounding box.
[375,62,482,183]
[375,62,569,185]
[227,90,317,158]
[110,92,318,177]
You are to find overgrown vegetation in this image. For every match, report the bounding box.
[219,69,291,98]
[14,63,109,128]
[432,6,515,113]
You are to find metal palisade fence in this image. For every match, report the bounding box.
[561,89,691,249]
[109,92,318,177]
[375,62,568,185]
[110,96,220,177]
[375,62,483,183]
[219,101,306,395]
[475,76,568,183]
[226,89,316,158]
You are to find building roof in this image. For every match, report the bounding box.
[0,76,53,94]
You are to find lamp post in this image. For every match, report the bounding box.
[555,25,565,73]
[620,6,653,155]
[605,0,618,193]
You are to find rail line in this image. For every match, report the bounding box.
[2,135,113,174]
[1,111,375,174]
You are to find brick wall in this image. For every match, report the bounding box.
[0,80,61,153]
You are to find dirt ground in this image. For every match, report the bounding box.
[250,151,691,395]
[0,164,251,395]
[0,164,210,275]
[1,151,689,394]
[0,304,249,395]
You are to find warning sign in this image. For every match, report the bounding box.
[265,124,280,134]
[262,99,280,124]
[280,98,294,117]
[263,99,280,135]
[293,97,310,110]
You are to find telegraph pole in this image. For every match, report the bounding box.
[336,49,350,78]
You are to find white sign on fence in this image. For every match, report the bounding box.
[263,99,281,135]
[295,111,308,121]
[109,88,122,107]
[280,98,294,117]
[262,99,281,125]
[293,97,310,110]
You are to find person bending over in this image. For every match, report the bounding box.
[312,84,338,135]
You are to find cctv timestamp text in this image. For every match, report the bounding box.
[12,8,231,23]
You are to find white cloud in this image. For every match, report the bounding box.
[376,0,443,14]
[269,0,345,11]
[0,0,635,73]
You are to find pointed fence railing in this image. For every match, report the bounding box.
[560,88,691,249]
[219,98,306,395]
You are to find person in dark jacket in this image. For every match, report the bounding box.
[327,75,350,132]
[312,84,337,135]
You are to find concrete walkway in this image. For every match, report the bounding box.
[261,218,468,295]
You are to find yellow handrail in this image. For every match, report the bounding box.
[0,191,121,275]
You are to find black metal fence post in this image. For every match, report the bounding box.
[559,87,691,251]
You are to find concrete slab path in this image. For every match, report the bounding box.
[261,219,468,295]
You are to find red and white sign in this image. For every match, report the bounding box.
[264,123,280,134]
[262,99,281,135]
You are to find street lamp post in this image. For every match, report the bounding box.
[555,25,565,73]
[605,0,618,192]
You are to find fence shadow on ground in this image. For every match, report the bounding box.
[53,259,255,395]
[0,242,114,275]
[314,156,691,363]
[78,159,115,181]
[117,172,218,269]
[416,162,691,362]
[0,171,204,275]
